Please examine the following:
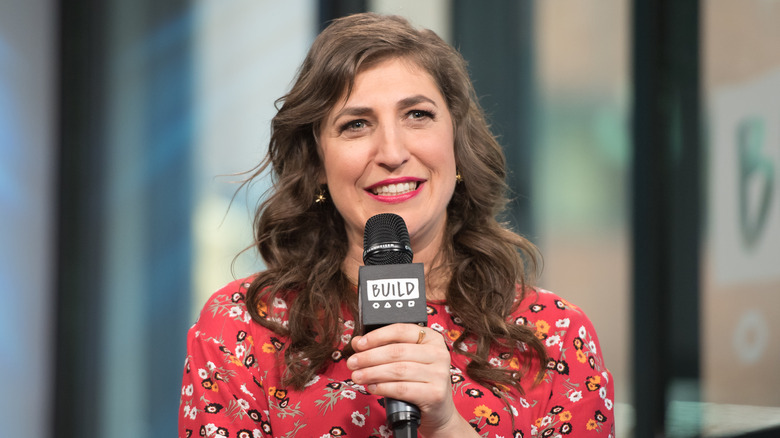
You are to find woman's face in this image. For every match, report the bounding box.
[318,57,457,262]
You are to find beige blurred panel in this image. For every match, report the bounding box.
[536,0,629,95]
[704,0,780,88]
[702,276,780,406]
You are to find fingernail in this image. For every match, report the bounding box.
[357,336,368,348]
[352,370,363,382]
[367,384,377,393]
[347,355,358,369]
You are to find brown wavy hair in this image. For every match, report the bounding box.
[243,12,547,393]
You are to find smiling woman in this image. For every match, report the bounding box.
[179,12,614,438]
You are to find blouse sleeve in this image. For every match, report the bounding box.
[178,284,272,438]
[526,292,615,437]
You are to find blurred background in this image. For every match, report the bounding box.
[1,0,779,437]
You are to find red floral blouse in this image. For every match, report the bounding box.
[179,279,615,437]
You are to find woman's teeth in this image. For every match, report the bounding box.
[372,182,417,196]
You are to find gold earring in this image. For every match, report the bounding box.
[315,187,327,204]
[455,171,463,184]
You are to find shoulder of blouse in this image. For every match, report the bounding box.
[512,286,591,321]
[191,277,296,338]
[189,278,253,335]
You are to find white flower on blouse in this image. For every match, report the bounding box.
[206,361,216,371]
[545,335,561,347]
[351,410,366,427]
[182,384,193,396]
[605,398,613,410]
[599,386,607,399]
[344,320,355,329]
[273,297,287,308]
[229,306,242,318]
[341,389,357,400]
[556,318,570,328]
[241,383,255,400]
[235,344,246,359]
[579,326,587,338]
[205,423,217,435]
[198,368,209,379]
[569,390,583,402]
[379,424,392,437]
[588,341,597,353]
[430,323,444,332]
[237,398,250,410]
[305,375,320,387]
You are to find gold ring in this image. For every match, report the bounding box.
[416,329,426,344]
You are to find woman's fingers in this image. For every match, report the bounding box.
[348,325,447,375]
[349,359,427,386]
[348,343,436,370]
[352,324,437,352]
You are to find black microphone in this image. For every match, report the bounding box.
[359,213,428,438]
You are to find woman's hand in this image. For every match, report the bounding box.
[348,324,478,437]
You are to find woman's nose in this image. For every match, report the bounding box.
[374,124,410,169]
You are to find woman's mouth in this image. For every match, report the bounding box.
[371,181,419,196]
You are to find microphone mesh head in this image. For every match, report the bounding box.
[363,213,413,265]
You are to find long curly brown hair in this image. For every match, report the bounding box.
[243,12,547,393]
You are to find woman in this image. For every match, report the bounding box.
[179,13,614,438]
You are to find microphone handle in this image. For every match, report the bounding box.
[385,396,420,438]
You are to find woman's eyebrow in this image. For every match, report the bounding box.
[397,95,437,109]
[332,106,374,120]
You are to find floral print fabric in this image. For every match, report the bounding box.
[179,279,615,437]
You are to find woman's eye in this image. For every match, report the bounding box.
[341,120,366,132]
[408,110,434,120]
